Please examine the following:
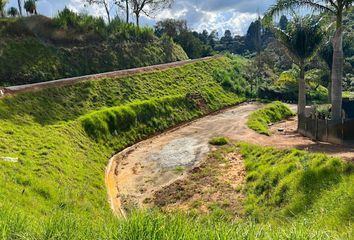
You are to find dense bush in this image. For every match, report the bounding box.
[247,101,295,135]
[208,137,229,146]
[81,95,200,140]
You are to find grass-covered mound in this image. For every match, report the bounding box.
[0,15,188,86]
[238,143,353,238]
[247,101,295,135]
[0,56,247,222]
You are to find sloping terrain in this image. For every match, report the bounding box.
[0,56,248,224]
[0,16,188,86]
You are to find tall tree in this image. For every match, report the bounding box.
[269,17,325,116]
[18,0,22,16]
[130,0,173,27]
[24,0,37,15]
[0,0,7,17]
[85,0,112,23]
[279,15,288,30]
[7,6,19,17]
[245,19,262,52]
[265,0,354,121]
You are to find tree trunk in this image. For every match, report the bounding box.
[298,63,306,116]
[18,0,22,16]
[331,23,344,121]
[125,0,129,23]
[104,2,111,24]
[136,13,139,27]
[327,74,332,103]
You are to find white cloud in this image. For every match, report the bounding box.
[6,0,275,35]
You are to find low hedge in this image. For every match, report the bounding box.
[247,101,295,136]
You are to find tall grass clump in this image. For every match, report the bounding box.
[247,101,295,135]
[0,207,347,240]
[81,95,200,140]
[238,143,354,236]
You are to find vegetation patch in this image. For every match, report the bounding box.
[238,143,353,237]
[0,16,188,86]
[247,101,295,135]
[81,95,203,141]
[208,137,229,146]
[0,56,246,223]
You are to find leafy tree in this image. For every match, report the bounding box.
[130,0,173,27]
[246,18,262,52]
[279,15,288,30]
[24,0,37,15]
[155,18,187,38]
[265,0,354,121]
[7,6,19,17]
[269,17,325,116]
[0,0,7,17]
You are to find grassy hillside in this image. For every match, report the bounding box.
[0,16,188,86]
[1,143,352,239]
[0,56,248,225]
[239,143,353,238]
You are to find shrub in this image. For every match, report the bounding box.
[209,137,229,146]
[81,95,199,140]
[247,101,295,135]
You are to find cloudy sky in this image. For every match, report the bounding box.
[7,0,276,35]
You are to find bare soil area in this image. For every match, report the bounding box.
[106,103,354,216]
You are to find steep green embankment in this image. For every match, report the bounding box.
[0,56,248,223]
[0,16,188,86]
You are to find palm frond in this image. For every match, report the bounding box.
[264,0,336,26]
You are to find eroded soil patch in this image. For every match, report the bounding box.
[151,147,246,216]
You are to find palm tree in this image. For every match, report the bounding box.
[268,17,325,116]
[7,6,19,17]
[24,0,37,15]
[265,0,353,121]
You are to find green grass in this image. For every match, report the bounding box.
[0,56,246,222]
[1,143,352,239]
[238,143,353,238]
[0,208,348,240]
[343,91,354,98]
[247,101,295,135]
[208,137,229,146]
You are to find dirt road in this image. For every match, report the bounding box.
[106,103,354,216]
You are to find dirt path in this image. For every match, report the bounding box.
[106,103,354,216]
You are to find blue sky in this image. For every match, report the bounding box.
[7,0,276,35]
